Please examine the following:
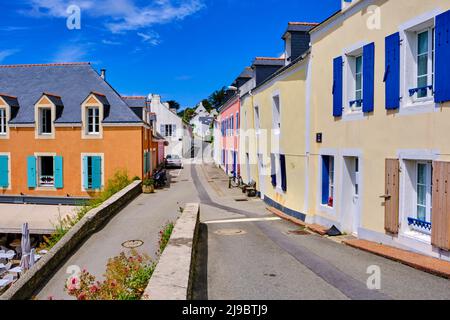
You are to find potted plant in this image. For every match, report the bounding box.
[142,178,155,194]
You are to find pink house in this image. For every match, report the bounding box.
[219,95,240,176]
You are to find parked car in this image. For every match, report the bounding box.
[165,155,183,169]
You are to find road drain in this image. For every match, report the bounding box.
[214,229,247,236]
[234,198,249,202]
[122,240,144,248]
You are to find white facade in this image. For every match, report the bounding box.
[190,102,214,141]
[149,94,192,159]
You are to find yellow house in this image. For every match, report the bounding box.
[307,0,450,260]
[239,23,317,219]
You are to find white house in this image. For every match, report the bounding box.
[190,102,215,141]
[148,94,192,159]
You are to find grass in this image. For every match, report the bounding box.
[157,222,175,256]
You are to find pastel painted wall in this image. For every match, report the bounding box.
[220,97,240,174]
[0,126,145,198]
[308,0,450,255]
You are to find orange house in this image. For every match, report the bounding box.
[0,63,155,204]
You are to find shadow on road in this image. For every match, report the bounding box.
[191,222,208,300]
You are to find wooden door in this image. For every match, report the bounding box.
[384,159,400,234]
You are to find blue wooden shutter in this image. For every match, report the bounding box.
[27,156,37,188]
[92,156,102,189]
[363,42,375,113]
[54,156,63,189]
[270,153,277,187]
[333,56,343,117]
[385,32,401,109]
[0,155,8,188]
[82,156,89,189]
[321,156,330,205]
[280,154,287,192]
[435,10,450,103]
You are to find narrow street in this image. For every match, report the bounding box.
[35,162,450,300]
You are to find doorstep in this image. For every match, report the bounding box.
[343,239,450,279]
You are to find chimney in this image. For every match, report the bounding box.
[282,22,318,65]
[251,58,285,86]
[100,69,106,80]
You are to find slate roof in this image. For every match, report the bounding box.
[282,22,319,38]
[0,63,142,124]
[199,116,214,126]
[122,96,147,108]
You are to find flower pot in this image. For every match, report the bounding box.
[143,185,155,194]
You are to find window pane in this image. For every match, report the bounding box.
[356,74,362,90]
[418,31,428,55]
[417,205,426,221]
[417,164,426,184]
[417,185,427,206]
[356,56,362,73]
[417,55,428,77]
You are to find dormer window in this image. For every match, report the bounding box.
[87,106,100,134]
[39,108,52,134]
[81,92,106,139]
[0,108,6,135]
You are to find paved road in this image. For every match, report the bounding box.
[36,167,199,300]
[191,164,450,300]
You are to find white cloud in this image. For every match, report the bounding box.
[137,31,161,46]
[102,39,122,46]
[52,45,87,62]
[0,49,19,63]
[24,0,205,33]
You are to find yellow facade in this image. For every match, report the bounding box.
[308,0,450,259]
[240,59,309,217]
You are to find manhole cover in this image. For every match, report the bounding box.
[288,230,310,236]
[122,240,144,248]
[214,229,247,236]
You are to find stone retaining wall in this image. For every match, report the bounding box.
[142,203,200,300]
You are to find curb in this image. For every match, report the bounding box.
[343,239,450,279]
[142,203,200,300]
[267,206,327,235]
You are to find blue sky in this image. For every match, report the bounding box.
[1,0,340,108]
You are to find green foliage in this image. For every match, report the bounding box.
[208,87,227,109]
[143,178,155,187]
[40,171,132,251]
[157,221,175,256]
[167,100,181,111]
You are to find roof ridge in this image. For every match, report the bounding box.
[122,96,147,99]
[0,93,18,99]
[43,92,62,98]
[255,57,284,60]
[288,22,320,26]
[0,62,91,69]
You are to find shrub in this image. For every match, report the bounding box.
[143,178,155,187]
[157,222,174,256]
[65,250,155,300]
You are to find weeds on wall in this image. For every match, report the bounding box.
[39,170,133,251]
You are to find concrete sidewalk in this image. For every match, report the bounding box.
[191,164,450,300]
[35,166,199,300]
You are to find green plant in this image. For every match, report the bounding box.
[39,171,132,251]
[143,178,155,187]
[65,250,155,300]
[157,222,175,256]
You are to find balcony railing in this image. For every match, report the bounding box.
[39,175,54,187]
[407,217,432,234]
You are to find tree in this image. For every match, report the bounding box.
[201,99,213,112]
[208,87,227,109]
[167,100,181,111]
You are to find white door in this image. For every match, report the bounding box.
[342,157,360,235]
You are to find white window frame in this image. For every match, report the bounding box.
[87,106,100,135]
[33,152,57,191]
[414,28,435,100]
[0,152,11,190]
[344,46,364,115]
[399,9,441,115]
[80,153,105,192]
[81,94,104,140]
[415,161,432,224]
[35,96,56,139]
[317,149,338,217]
[39,108,52,135]
[272,93,281,136]
[0,108,6,135]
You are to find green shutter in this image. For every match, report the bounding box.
[0,156,9,188]
[27,156,37,188]
[82,156,89,190]
[92,156,102,189]
[54,156,63,189]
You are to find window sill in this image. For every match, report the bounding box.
[319,204,335,215]
[35,187,57,192]
[342,110,365,122]
[399,100,436,116]
[402,229,431,245]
